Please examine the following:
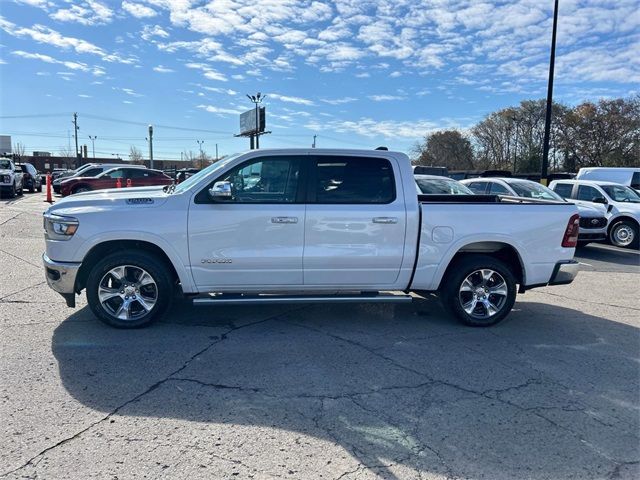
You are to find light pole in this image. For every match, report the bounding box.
[246,93,265,149]
[196,140,204,169]
[147,125,154,169]
[541,0,559,185]
[88,135,97,158]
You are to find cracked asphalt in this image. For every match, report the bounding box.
[1,192,639,480]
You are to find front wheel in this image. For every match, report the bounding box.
[609,220,639,249]
[86,251,173,328]
[440,255,517,327]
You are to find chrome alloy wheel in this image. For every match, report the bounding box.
[612,224,635,247]
[98,265,158,321]
[458,269,508,320]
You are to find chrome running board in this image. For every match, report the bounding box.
[192,292,413,306]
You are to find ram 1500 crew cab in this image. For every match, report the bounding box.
[42,149,580,328]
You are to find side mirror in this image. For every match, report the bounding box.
[209,181,232,200]
[592,196,607,204]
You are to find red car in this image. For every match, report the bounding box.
[60,167,173,196]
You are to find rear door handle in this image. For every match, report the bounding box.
[271,217,298,224]
[372,217,398,224]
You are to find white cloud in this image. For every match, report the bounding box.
[78,94,92,98]
[306,117,440,139]
[11,49,90,72]
[269,93,314,106]
[321,97,357,105]
[153,64,174,73]
[369,95,405,102]
[122,1,157,18]
[50,1,114,26]
[197,104,243,115]
[0,17,136,64]
[141,25,169,41]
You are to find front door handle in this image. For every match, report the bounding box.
[271,217,298,224]
[372,217,398,224]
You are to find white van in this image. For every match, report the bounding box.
[576,168,640,193]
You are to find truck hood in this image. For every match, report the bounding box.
[45,186,171,216]
[0,169,15,175]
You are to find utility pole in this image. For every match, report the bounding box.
[196,140,204,169]
[148,125,154,169]
[215,143,218,162]
[312,135,317,148]
[72,112,80,167]
[541,0,559,185]
[88,135,97,158]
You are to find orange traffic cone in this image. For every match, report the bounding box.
[45,173,53,203]
[126,178,132,188]
[116,178,122,188]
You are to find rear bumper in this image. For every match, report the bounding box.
[43,253,81,307]
[548,260,580,286]
[578,232,607,242]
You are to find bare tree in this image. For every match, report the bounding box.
[129,146,144,164]
[58,146,75,169]
[13,142,26,160]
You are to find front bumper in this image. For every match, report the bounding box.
[43,253,81,307]
[548,260,580,286]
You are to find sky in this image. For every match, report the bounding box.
[0,0,638,161]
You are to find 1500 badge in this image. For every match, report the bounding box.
[201,258,232,264]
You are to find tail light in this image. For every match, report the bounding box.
[562,214,580,248]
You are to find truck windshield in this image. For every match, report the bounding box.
[0,159,12,169]
[172,153,243,194]
[600,184,640,203]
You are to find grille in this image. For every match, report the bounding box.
[579,217,607,229]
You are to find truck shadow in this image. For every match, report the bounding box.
[575,243,640,267]
[51,299,640,479]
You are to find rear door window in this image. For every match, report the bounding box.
[466,181,488,194]
[552,183,573,199]
[488,182,510,195]
[311,157,395,204]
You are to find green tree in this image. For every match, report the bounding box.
[414,130,474,170]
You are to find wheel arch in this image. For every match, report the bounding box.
[436,241,525,290]
[607,215,639,235]
[75,240,182,293]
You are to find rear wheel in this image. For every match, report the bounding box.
[72,185,91,194]
[609,220,639,249]
[86,251,173,328]
[441,255,517,327]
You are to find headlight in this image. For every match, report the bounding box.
[44,214,79,241]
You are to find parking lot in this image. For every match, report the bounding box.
[1,191,639,479]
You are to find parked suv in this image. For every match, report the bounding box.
[16,163,42,193]
[53,163,141,193]
[549,179,640,249]
[0,157,24,198]
[462,177,609,247]
[60,166,173,196]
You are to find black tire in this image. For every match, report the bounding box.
[29,183,35,193]
[37,182,42,193]
[17,182,24,196]
[440,254,517,327]
[609,220,639,250]
[9,182,16,198]
[86,251,173,328]
[72,185,91,195]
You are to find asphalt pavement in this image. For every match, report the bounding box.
[1,191,639,480]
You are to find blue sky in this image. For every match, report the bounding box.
[0,0,638,161]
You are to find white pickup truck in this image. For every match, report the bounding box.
[42,149,580,328]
